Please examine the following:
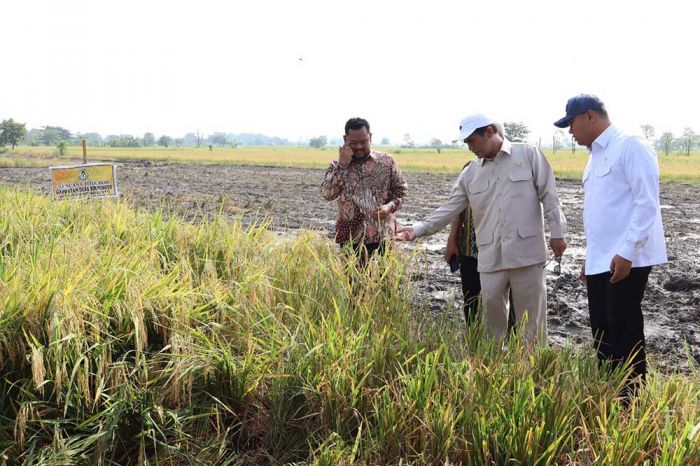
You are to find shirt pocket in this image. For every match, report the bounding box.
[517,225,540,239]
[595,162,612,177]
[476,228,494,246]
[508,168,533,196]
[509,169,532,182]
[468,178,489,195]
[468,178,489,210]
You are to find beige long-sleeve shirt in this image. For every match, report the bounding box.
[413,140,566,272]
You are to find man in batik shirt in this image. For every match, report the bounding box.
[321,117,407,264]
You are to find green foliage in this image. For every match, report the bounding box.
[209,133,229,147]
[157,135,172,147]
[55,141,67,156]
[309,135,327,149]
[39,125,71,145]
[504,121,531,142]
[105,134,141,147]
[142,132,155,147]
[0,118,27,149]
[659,132,675,156]
[680,128,699,157]
[0,188,698,464]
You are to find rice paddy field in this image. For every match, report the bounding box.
[0,146,699,464]
[2,145,700,183]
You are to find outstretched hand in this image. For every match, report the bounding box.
[394,227,417,241]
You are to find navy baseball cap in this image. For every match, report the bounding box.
[554,94,606,128]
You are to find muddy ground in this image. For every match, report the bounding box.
[2,160,699,372]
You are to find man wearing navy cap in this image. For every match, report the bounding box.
[554,94,667,394]
[397,114,567,345]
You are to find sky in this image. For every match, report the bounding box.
[2,0,699,145]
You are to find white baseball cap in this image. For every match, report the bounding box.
[453,113,496,143]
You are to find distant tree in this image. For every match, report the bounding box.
[679,128,698,156]
[209,133,228,147]
[40,126,71,145]
[143,132,155,147]
[640,124,655,142]
[430,138,443,153]
[658,132,674,156]
[84,132,103,146]
[173,138,184,146]
[0,118,27,149]
[503,121,530,142]
[24,128,43,145]
[380,137,390,145]
[402,133,414,148]
[105,135,140,147]
[552,129,565,154]
[158,135,172,147]
[196,129,203,148]
[309,135,327,149]
[183,133,198,146]
[571,134,576,155]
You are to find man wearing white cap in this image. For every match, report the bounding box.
[397,114,567,344]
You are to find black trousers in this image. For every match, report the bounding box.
[352,241,386,268]
[586,266,652,383]
[459,255,515,329]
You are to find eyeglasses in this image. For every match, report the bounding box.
[542,256,562,275]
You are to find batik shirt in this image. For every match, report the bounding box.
[321,151,407,245]
[458,205,479,259]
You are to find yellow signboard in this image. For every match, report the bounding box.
[50,163,118,199]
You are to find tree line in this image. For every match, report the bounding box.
[0,119,291,149]
[2,118,699,155]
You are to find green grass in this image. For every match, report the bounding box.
[1,188,698,464]
[5,145,700,184]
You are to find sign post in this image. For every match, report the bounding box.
[50,163,119,200]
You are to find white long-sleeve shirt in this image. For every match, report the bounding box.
[583,125,667,274]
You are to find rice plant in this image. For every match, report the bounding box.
[0,187,698,465]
